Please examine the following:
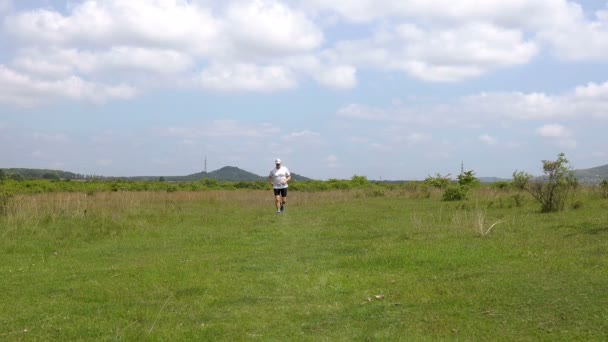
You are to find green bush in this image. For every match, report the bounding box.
[492,181,511,191]
[424,173,451,189]
[600,179,608,199]
[442,186,468,201]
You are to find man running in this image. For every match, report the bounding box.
[268,158,291,214]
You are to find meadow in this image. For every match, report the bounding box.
[0,183,607,340]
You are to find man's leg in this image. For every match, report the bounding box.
[275,194,282,214]
[280,189,287,211]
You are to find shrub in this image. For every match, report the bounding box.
[351,175,370,188]
[492,181,511,191]
[424,173,451,189]
[513,153,578,213]
[442,185,467,201]
[600,179,608,199]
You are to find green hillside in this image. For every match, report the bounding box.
[574,164,608,184]
[0,168,81,180]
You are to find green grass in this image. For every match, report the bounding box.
[1,189,607,341]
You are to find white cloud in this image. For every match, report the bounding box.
[324,154,341,168]
[283,130,322,144]
[225,0,323,57]
[574,81,608,98]
[539,7,608,61]
[197,63,296,92]
[305,0,580,28]
[0,65,138,106]
[536,124,569,138]
[335,80,608,131]
[4,0,221,55]
[13,47,194,79]
[336,103,388,120]
[311,0,608,65]
[479,134,498,145]
[1,0,608,106]
[535,123,577,149]
[312,65,357,89]
[324,22,537,82]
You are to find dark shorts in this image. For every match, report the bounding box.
[273,188,287,197]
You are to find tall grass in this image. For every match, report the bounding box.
[1,187,607,340]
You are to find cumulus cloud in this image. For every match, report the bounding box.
[225,0,323,57]
[536,124,570,138]
[283,130,322,144]
[479,134,498,145]
[4,0,221,54]
[312,65,357,89]
[0,65,138,106]
[1,0,608,104]
[323,22,537,82]
[305,0,580,28]
[336,103,388,120]
[197,63,297,92]
[539,7,608,61]
[336,80,608,125]
[535,124,577,149]
[13,47,194,79]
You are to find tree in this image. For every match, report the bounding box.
[442,170,479,201]
[513,153,577,213]
[457,170,480,187]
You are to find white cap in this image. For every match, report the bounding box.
[274,158,281,164]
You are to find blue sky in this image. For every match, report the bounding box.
[1,0,607,180]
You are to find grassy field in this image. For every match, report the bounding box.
[1,188,607,340]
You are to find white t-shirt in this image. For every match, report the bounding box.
[269,166,290,189]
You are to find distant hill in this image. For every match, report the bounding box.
[190,166,264,182]
[0,168,81,180]
[574,164,608,184]
[1,166,314,182]
[478,177,511,184]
